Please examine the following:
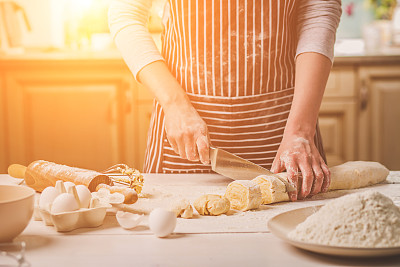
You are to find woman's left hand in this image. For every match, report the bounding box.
[271,134,330,201]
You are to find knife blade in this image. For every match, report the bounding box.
[209,146,296,193]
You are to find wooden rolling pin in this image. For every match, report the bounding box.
[8,161,138,204]
[8,160,112,192]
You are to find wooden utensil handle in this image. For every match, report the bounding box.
[8,164,27,179]
[23,160,113,192]
[96,184,138,205]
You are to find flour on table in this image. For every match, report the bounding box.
[288,190,400,248]
[111,172,400,234]
[386,171,400,184]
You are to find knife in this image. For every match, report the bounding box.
[209,146,296,193]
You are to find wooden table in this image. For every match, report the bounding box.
[1,173,400,267]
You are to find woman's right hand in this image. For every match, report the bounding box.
[136,61,210,164]
[163,101,210,165]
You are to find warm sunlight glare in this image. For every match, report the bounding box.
[72,0,93,12]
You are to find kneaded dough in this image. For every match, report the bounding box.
[252,161,390,205]
[224,180,262,211]
[170,199,193,219]
[328,161,389,190]
[193,194,230,216]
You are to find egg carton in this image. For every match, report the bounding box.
[34,181,113,232]
[36,202,110,232]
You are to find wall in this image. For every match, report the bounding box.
[336,0,374,39]
[17,0,66,48]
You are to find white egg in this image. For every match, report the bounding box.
[39,186,60,211]
[51,193,80,214]
[75,185,91,208]
[149,208,177,238]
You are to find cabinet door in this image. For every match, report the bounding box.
[135,83,154,171]
[319,67,357,167]
[0,72,6,173]
[319,101,357,167]
[4,67,134,171]
[359,66,400,170]
[324,67,357,98]
[136,103,153,171]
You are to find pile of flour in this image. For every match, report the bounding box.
[288,191,400,247]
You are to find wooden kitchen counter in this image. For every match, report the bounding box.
[1,172,400,267]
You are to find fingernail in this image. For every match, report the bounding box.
[289,192,297,202]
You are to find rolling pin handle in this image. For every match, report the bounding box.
[8,164,27,179]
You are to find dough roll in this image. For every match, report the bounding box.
[253,174,290,204]
[193,194,230,216]
[224,180,262,211]
[25,160,113,192]
[253,161,390,205]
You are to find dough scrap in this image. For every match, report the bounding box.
[224,180,262,211]
[170,199,193,219]
[252,161,390,205]
[193,194,230,216]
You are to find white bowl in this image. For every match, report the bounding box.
[0,185,35,242]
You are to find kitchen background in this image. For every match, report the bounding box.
[0,0,399,174]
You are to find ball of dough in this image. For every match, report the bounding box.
[193,194,230,216]
[225,180,262,211]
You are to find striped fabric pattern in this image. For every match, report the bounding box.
[144,0,326,173]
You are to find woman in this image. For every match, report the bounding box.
[109,0,342,201]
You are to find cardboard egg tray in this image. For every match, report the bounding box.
[34,182,111,232]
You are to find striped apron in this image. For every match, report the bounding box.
[144,0,326,173]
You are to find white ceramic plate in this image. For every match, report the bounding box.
[267,205,400,257]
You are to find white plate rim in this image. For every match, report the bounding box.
[267,205,400,257]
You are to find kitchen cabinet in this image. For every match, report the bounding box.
[319,59,400,169]
[358,66,400,170]
[319,67,358,166]
[0,70,6,172]
[136,84,154,169]
[319,100,357,167]
[0,56,146,173]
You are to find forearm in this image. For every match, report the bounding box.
[284,52,332,139]
[138,61,210,163]
[273,52,332,200]
[290,0,342,138]
[137,61,193,112]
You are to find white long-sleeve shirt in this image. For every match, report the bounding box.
[109,0,341,79]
